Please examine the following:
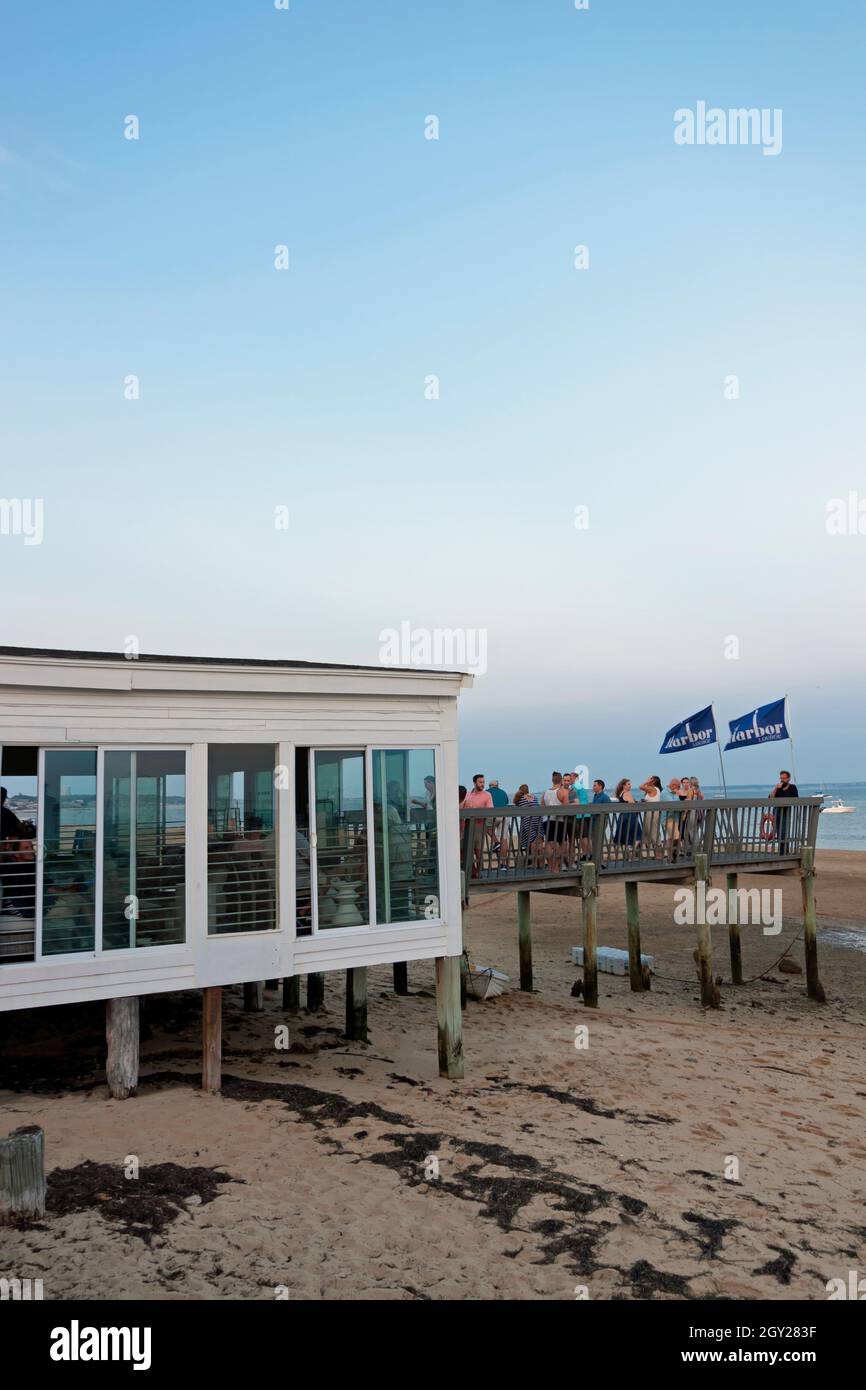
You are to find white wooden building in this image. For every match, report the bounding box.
[0,647,470,1085]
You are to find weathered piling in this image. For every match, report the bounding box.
[436,955,464,1078]
[282,976,300,1013]
[726,872,743,985]
[105,997,139,1099]
[202,987,222,1094]
[800,846,826,1003]
[392,962,409,995]
[624,880,645,991]
[517,890,533,992]
[345,967,368,1041]
[581,862,599,1008]
[306,972,325,1011]
[243,982,264,1012]
[0,1125,46,1223]
[694,853,720,1008]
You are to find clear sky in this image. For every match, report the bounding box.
[2,1,864,786]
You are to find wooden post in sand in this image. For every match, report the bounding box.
[282,976,300,1013]
[726,872,744,985]
[306,972,325,1011]
[0,1125,46,1223]
[393,962,409,995]
[105,997,139,1099]
[694,853,720,1009]
[345,967,368,1042]
[581,862,599,1008]
[624,881,645,991]
[202,987,222,1093]
[436,955,464,1079]
[800,846,826,1003]
[517,890,533,992]
[243,982,264,1012]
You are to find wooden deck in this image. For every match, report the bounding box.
[459,798,825,1008]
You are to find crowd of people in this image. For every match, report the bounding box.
[457,770,715,872]
[458,770,801,873]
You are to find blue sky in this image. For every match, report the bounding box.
[1,1,865,785]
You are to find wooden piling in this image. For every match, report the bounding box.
[105,997,139,1099]
[581,862,598,1008]
[0,1125,46,1223]
[282,976,300,1013]
[435,955,464,1079]
[202,987,222,1094]
[243,982,264,1012]
[726,872,743,985]
[800,846,826,1003]
[517,890,533,991]
[345,967,368,1042]
[306,972,325,1011]
[694,853,720,1008]
[393,961,409,995]
[624,880,644,991]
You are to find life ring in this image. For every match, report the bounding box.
[760,813,775,840]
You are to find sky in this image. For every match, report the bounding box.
[1,1,865,787]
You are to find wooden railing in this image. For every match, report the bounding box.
[460,798,822,899]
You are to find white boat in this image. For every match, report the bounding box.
[820,794,856,815]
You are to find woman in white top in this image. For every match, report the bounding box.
[640,776,663,857]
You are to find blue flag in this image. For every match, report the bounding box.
[659,705,717,755]
[724,698,789,751]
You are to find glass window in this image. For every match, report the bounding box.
[373,749,439,924]
[314,750,368,928]
[103,751,186,949]
[41,749,97,956]
[295,748,312,936]
[0,746,38,964]
[208,745,277,934]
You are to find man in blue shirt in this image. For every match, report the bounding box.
[488,780,509,808]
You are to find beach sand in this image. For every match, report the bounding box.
[1,849,864,1301]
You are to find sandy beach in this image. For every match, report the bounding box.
[2,849,864,1302]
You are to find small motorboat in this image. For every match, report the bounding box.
[820,795,856,815]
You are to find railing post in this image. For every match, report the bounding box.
[702,805,717,861]
[591,809,605,868]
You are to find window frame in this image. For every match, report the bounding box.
[307,743,444,937]
[0,743,191,967]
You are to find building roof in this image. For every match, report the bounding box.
[0,645,471,680]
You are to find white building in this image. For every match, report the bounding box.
[0,647,470,1084]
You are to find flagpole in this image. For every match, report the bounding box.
[785,692,797,785]
[712,703,727,796]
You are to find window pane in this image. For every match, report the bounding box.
[103,751,186,950]
[373,749,438,924]
[0,746,38,964]
[295,749,312,936]
[42,749,97,956]
[314,750,368,928]
[208,745,277,933]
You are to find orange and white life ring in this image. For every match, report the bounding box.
[760,813,775,840]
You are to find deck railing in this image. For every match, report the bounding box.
[460,798,822,898]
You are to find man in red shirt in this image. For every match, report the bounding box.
[462,774,493,875]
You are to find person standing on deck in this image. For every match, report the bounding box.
[463,774,493,875]
[488,779,510,865]
[770,770,799,855]
[639,775,663,858]
[541,772,568,871]
[662,777,682,860]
